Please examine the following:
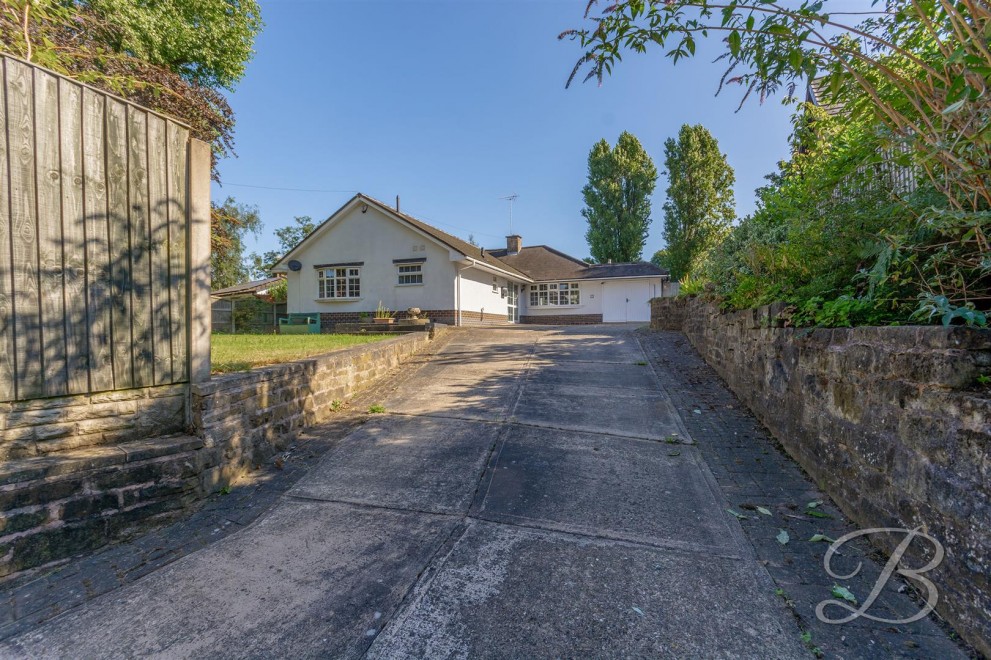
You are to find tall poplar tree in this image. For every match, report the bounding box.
[661,125,736,280]
[582,132,658,263]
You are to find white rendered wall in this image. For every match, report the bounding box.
[520,278,664,318]
[286,205,455,314]
[458,268,512,321]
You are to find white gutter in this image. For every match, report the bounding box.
[461,256,531,283]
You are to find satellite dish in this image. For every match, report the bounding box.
[288,260,302,272]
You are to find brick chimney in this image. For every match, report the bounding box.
[506,234,522,255]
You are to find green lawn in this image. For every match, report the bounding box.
[211,333,392,373]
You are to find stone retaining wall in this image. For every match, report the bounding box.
[652,296,991,655]
[0,329,445,579]
[0,435,209,577]
[0,386,186,462]
[191,328,445,491]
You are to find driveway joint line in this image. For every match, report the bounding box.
[465,513,749,561]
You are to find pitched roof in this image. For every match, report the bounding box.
[486,246,588,281]
[272,193,666,283]
[486,245,666,281]
[579,262,667,279]
[806,78,844,117]
[211,277,282,299]
[274,193,531,281]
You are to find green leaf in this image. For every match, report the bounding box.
[809,534,836,543]
[831,585,858,604]
[942,99,966,115]
[776,529,790,545]
[789,49,803,71]
[806,500,822,509]
[757,506,773,516]
[807,509,833,519]
[727,508,748,520]
[728,30,741,57]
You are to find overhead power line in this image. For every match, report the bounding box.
[217,182,360,194]
[217,182,505,242]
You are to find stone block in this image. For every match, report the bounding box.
[60,493,121,521]
[0,519,109,578]
[0,508,49,536]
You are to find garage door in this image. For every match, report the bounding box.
[602,280,654,323]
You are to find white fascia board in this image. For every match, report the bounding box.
[458,257,532,283]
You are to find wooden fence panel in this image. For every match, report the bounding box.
[167,122,188,384]
[0,55,195,403]
[59,78,89,395]
[0,64,12,401]
[105,98,133,390]
[82,88,114,393]
[6,59,43,400]
[128,106,153,387]
[35,69,68,397]
[147,115,173,385]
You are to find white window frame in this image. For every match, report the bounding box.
[529,282,580,307]
[317,266,361,300]
[397,263,423,286]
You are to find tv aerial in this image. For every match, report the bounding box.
[499,194,518,234]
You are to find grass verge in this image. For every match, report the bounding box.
[212,333,391,373]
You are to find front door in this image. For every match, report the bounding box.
[507,284,519,323]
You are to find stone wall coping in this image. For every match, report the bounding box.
[654,296,991,350]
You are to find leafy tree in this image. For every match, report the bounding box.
[582,132,658,263]
[650,249,671,271]
[661,125,736,280]
[85,0,262,89]
[0,0,262,160]
[211,197,262,290]
[563,2,990,206]
[688,103,926,324]
[561,1,991,315]
[249,216,316,278]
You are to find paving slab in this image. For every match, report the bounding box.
[475,425,739,554]
[525,360,658,390]
[512,382,689,441]
[0,500,456,660]
[411,358,530,383]
[368,521,807,659]
[436,339,534,361]
[290,415,501,514]
[378,373,520,421]
[532,334,646,364]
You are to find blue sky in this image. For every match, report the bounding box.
[214,0,800,262]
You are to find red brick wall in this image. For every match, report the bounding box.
[520,314,603,325]
[318,309,507,329]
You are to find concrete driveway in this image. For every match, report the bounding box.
[0,326,824,657]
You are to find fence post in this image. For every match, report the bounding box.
[188,138,212,383]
